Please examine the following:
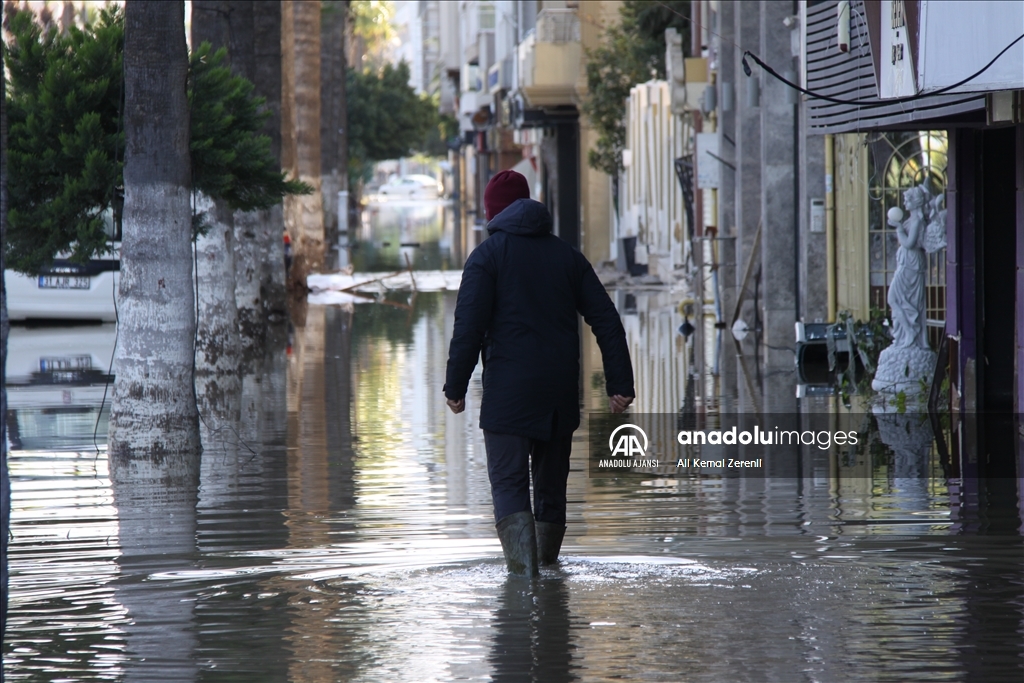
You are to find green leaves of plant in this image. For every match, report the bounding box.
[189,42,310,213]
[345,61,438,188]
[4,7,124,273]
[4,9,309,274]
[581,1,690,177]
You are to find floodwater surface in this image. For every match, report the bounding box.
[4,201,1024,682]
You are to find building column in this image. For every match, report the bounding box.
[799,106,827,322]
[758,0,798,410]
[1016,124,1024,414]
[555,120,580,250]
[733,1,763,412]
[715,0,738,407]
[1016,123,1024,526]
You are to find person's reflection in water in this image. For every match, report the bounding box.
[490,575,576,682]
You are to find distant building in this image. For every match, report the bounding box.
[418,1,622,263]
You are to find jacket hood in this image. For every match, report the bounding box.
[486,198,552,237]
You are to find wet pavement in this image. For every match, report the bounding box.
[4,199,1024,681]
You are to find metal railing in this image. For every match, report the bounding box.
[536,9,579,43]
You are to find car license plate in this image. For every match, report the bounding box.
[38,275,91,289]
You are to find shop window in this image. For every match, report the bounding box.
[866,131,947,349]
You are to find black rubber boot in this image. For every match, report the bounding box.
[535,521,566,566]
[495,511,539,576]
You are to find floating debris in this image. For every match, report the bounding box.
[307,270,463,306]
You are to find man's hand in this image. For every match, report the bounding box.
[609,394,633,414]
[447,398,465,414]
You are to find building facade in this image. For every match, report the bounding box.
[417,1,622,263]
[803,0,1024,501]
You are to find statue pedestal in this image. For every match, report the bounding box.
[871,345,936,394]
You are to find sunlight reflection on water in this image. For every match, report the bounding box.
[5,255,1024,681]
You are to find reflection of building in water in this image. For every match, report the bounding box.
[441,292,489,518]
[354,201,461,272]
[582,289,688,414]
[348,292,491,530]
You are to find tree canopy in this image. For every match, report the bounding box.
[4,7,308,275]
[350,0,396,71]
[346,60,440,187]
[4,8,124,274]
[582,1,690,177]
[189,42,309,213]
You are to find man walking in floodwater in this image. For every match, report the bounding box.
[444,170,635,576]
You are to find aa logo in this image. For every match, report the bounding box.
[608,424,648,458]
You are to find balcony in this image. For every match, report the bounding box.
[517,9,581,108]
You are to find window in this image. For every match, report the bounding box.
[479,2,495,30]
[866,131,947,348]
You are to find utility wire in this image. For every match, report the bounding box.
[742,33,1024,108]
[651,0,1023,109]
[94,47,125,456]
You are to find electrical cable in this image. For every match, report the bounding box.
[93,42,125,456]
[742,33,1024,108]
[650,0,1023,110]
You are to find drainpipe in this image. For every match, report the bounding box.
[825,133,836,321]
[793,96,800,323]
[792,0,800,324]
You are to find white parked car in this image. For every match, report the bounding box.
[378,174,442,199]
[6,208,121,322]
[5,252,120,322]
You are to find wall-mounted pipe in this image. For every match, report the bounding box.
[746,76,760,108]
[825,133,836,321]
[837,1,851,53]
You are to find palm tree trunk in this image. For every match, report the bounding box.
[194,195,242,435]
[254,1,287,317]
[282,0,324,291]
[1,40,11,637]
[321,1,348,265]
[191,1,244,420]
[221,1,268,352]
[109,0,201,466]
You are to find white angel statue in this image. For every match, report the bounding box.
[885,185,931,350]
[873,183,946,395]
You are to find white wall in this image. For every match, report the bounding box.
[391,1,425,92]
[918,0,1024,93]
[619,81,690,275]
[439,0,461,72]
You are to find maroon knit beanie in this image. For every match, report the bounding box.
[484,170,530,220]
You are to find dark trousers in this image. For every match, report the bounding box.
[483,430,573,524]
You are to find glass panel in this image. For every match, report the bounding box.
[885,232,900,274]
[479,2,495,30]
[865,131,947,334]
[870,232,884,273]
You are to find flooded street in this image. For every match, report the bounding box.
[4,201,1024,682]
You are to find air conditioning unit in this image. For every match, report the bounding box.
[488,56,512,94]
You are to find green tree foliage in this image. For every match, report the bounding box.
[349,0,396,71]
[419,109,459,158]
[4,8,124,274]
[189,42,309,213]
[582,1,690,177]
[3,7,308,274]
[346,60,438,186]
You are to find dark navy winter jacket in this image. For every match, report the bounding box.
[443,198,634,440]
